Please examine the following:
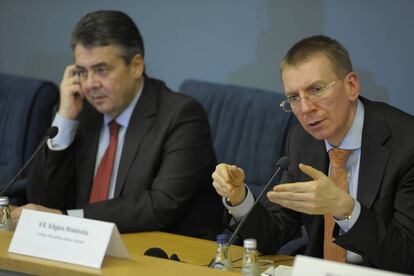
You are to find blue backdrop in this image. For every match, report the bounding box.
[1,0,413,114]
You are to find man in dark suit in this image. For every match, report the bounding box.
[212,35,414,273]
[11,10,222,240]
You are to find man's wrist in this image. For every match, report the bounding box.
[335,197,355,221]
[228,186,247,206]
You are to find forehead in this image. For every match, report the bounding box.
[74,44,123,67]
[281,54,337,91]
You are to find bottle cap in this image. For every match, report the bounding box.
[0,196,9,205]
[216,234,229,244]
[243,238,257,249]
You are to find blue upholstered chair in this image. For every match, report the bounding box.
[179,79,308,254]
[180,79,296,196]
[0,73,59,204]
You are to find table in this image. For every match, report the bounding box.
[0,231,293,275]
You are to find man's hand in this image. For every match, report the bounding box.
[267,163,354,218]
[11,204,62,226]
[58,64,85,120]
[212,164,246,205]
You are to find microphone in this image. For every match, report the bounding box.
[144,247,181,262]
[144,247,168,259]
[207,156,290,268]
[0,126,58,196]
[227,156,290,245]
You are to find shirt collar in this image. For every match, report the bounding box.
[103,78,144,128]
[325,98,364,152]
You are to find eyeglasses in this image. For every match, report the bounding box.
[279,80,338,112]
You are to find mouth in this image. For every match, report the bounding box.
[89,95,107,106]
[308,119,325,129]
[89,91,107,99]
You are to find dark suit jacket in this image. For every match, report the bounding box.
[235,97,414,273]
[27,76,223,240]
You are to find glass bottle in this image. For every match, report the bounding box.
[241,238,260,276]
[0,196,13,231]
[211,233,233,271]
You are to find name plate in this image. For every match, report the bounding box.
[292,255,408,276]
[9,209,130,268]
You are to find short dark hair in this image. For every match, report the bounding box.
[280,35,353,77]
[71,10,144,64]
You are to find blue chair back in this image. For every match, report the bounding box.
[0,73,59,203]
[180,79,295,196]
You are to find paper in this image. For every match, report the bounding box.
[291,255,408,276]
[9,209,129,268]
[263,265,292,276]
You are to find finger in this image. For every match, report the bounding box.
[212,180,233,197]
[299,163,327,180]
[65,83,81,93]
[267,191,314,202]
[72,74,80,85]
[215,164,232,182]
[271,197,320,215]
[212,170,228,186]
[212,180,225,196]
[273,182,314,193]
[267,191,322,214]
[61,83,83,100]
[63,64,78,79]
[216,164,244,186]
[228,165,244,180]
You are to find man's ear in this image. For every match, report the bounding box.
[131,54,144,79]
[345,72,360,101]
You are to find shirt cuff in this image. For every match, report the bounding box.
[67,209,84,218]
[222,184,254,221]
[47,114,79,151]
[335,199,361,232]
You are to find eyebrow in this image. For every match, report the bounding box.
[285,90,299,97]
[76,62,108,70]
[285,80,325,95]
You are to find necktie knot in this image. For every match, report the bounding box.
[108,120,120,137]
[328,148,352,168]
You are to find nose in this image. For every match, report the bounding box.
[298,96,316,114]
[82,72,101,91]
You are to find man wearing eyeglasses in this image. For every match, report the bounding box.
[212,35,414,273]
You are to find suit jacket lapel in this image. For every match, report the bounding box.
[301,137,328,256]
[357,98,391,208]
[114,78,157,196]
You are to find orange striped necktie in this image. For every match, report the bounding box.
[324,148,352,262]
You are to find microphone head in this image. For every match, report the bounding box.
[144,247,169,259]
[46,126,58,139]
[169,253,180,262]
[276,156,290,170]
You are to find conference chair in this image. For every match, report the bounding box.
[179,79,307,255]
[0,73,59,205]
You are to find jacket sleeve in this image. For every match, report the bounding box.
[27,144,77,210]
[335,161,414,273]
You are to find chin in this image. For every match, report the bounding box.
[307,129,330,141]
[94,106,110,115]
